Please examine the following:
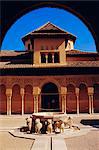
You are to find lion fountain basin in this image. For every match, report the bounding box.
[32,112,67,122]
[31,112,67,133]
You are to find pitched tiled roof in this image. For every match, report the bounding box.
[66,49,99,55]
[22,22,76,41]
[1,49,98,57]
[0,61,99,69]
[34,22,66,32]
[0,50,27,57]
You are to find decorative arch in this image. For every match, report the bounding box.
[40,78,60,93]
[93,83,99,113]
[40,82,60,112]
[66,82,76,88]
[1,2,98,51]
[24,85,34,114]
[79,84,89,113]
[11,84,22,114]
[66,84,77,113]
[0,84,7,114]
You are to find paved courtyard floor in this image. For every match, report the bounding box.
[0,132,34,150]
[65,130,99,150]
[0,114,99,150]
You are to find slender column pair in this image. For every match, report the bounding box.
[76,87,94,114]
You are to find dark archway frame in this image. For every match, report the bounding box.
[41,82,60,112]
[1,1,99,52]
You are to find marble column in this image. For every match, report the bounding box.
[52,53,54,63]
[45,54,48,63]
[76,88,79,114]
[33,87,40,113]
[88,87,94,114]
[33,95,38,113]
[20,88,24,115]
[6,88,12,115]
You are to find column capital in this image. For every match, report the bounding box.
[33,86,40,95]
[6,88,12,96]
[88,87,94,95]
[20,88,24,96]
[75,88,79,95]
[33,95,38,113]
[61,86,67,94]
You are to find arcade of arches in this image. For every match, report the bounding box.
[0,81,99,115]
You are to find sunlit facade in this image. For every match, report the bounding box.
[0,22,99,115]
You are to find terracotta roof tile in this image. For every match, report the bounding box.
[0,61,99,69]
[66,49,98,55]
[0,51,27,57]
[22,22,76,40]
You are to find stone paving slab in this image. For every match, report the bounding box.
[32,137,51,150]
[52,137,67,150]
[65,130,99,150]
[0,132,34,150]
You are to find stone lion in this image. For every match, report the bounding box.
[35,118,42,134]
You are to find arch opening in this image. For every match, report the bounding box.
[0,85,7,114]
[93,84,99,113]
[1,5,96,52]
[79,84,89,113]
[41,82,60,112]
[66,84,77,114]
[11,84,22,114]
[24,85,34,114]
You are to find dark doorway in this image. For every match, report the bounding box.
[41,82,60,112]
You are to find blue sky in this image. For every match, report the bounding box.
[1,7,96,52]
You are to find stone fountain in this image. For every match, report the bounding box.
[20,112,80,134]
